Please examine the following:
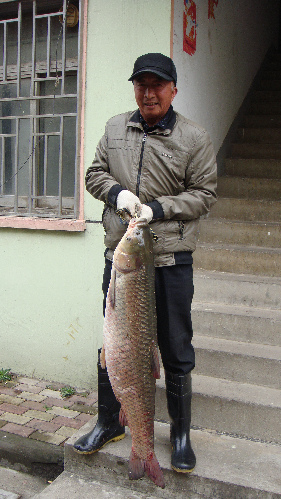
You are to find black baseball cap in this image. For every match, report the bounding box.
[129,53,177,85]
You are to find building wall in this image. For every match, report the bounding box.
[0,0,172,389]
[172,0,280,154]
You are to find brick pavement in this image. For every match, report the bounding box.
[0,376,97,446]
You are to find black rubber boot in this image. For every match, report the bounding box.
[165,370,196,472]
[73,349,125,454]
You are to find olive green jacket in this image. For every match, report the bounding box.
[85,110,217,266]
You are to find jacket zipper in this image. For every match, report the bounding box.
[136,132,147,197]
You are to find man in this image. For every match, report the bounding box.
[73,53,217,473]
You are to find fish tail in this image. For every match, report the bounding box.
[128,448,145,480]
[145,451,165,489]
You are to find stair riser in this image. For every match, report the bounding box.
[249,101,281,114]
[193,246,281,277]
[192,308,281,347]
[225,158,281,179]
[198,220,281,248]
[217,177,281,200]
[243,115,281,127]
[237,128,281,143]
[193,349,281,389]
[155,386,281,444]
[209,199,281,222]
[253,90,281,101]
[231,142,281,159]
[193,272,281,309]
[259,80,281,90]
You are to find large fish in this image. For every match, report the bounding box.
[101,217,165,488]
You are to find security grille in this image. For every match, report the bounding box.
[0,0,81,219]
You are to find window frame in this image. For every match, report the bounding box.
[0,0,87,231]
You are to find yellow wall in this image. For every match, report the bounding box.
[0,0,172,389]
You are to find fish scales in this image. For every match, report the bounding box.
[103,217,165,488]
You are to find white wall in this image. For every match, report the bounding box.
[172,0,280,154]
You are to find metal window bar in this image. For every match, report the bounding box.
[0,0,80,219]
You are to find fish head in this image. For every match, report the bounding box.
[113,218,154,273]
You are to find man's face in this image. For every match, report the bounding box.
[133,73,177,126]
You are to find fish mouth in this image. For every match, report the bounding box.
[130,217,149,227]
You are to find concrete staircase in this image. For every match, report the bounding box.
[33,53,281,498]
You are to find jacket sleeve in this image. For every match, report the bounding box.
[156,131,217,220]
[85,130,123,207]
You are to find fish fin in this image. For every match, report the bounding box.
[108,268,116,308]
[145,451,165,489]
[119,406,128,426]
[100,345,106,369]
[128,448,145,480]
[151,341,161,379]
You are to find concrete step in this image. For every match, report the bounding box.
[258,79,281,91]
[237,127,281,143]
[243,114,281,127]
[198,219,281,248]
[209,198,281,222]
[155,374,281,444]
[253,90,281,101]
[260,69,281,80]
[33,470,161,498]
[64,419,281,498]
[231,142,281,159]
[194,242,281,277]
[249,101,281,114]
[217,175,281,200]
[191,301,281,346]
[193,270,281,309]
[224,158,281,178]
[192,335,281,389]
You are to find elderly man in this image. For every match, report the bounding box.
[73,53,217,473]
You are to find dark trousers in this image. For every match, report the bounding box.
[102,259,195,375]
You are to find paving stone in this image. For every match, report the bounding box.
[39,389,63,400]
[29,431,66,445]
[0,413,33,425]
[0,421,7,428]
[41,397,72,408]
[0,395,23,406]
[20,400,51,412]
[75,413,94,424]
[70,403,97,415]
[17,377,40,386]
[23,409,55,422]
[0,422,35,437]
[0,489,20,499]
[51,416,87,429]
[17,392,47,402]
[48,407,80,419]
[0,404,27,415]
[0,388,18,396]
[13,384,43,394]
[25,419,62,433]
[55,426,77,438]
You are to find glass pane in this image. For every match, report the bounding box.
[3,135,15,194]
[62,115,76,197]
[18,118,31,196]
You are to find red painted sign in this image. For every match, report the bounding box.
[183,0,197,56]
[208,0,219,19]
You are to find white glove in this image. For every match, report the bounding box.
[139,204,153,223]
[116,190,141,217]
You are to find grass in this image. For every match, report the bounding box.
[0,368,12,383]
[60,386,76,398]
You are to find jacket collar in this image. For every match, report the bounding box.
[128,106,177,134]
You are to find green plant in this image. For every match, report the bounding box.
[0,368,12,382]
[60,386,76,398]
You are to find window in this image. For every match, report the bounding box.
[0,0,84,224]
